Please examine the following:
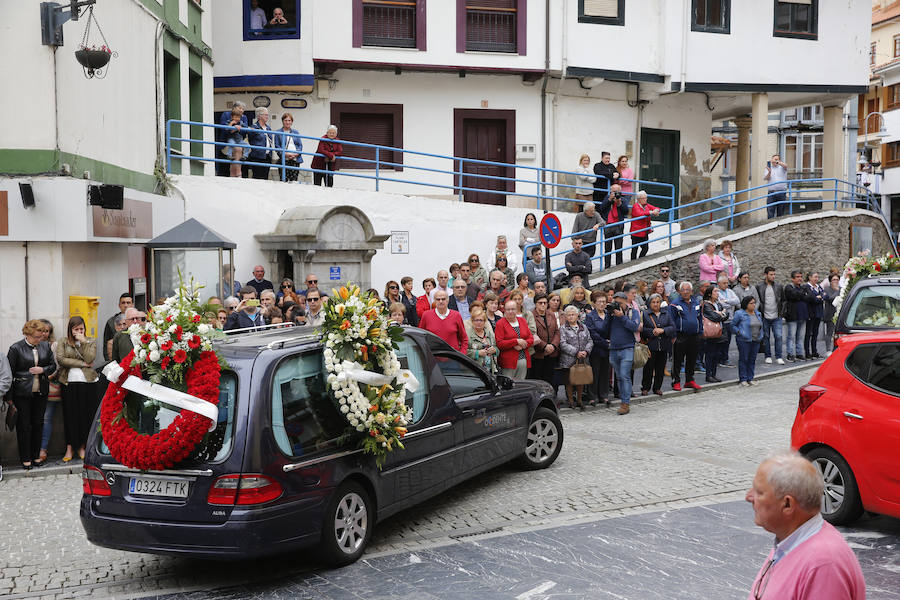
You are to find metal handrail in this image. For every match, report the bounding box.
[165,119,675,210]
[522,178,895,281]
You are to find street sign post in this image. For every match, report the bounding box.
[539,213,562,291]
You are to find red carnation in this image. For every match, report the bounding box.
[165,315,173,322]
[188,335,201,349]
[874,263,882,272]
[161,356,170,370]
[140,333,151,344]
[192,314,202,323]
[173,349,187,364]
[174,326,183,341]
[160,340,173,351]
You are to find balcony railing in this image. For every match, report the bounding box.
[466,8,516,53]
[362,1,416,48]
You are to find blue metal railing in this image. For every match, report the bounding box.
[165,119,675,211]
[522,178,896,282]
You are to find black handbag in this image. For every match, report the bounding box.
[4,400,17,432]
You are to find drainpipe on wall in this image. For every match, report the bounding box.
[540,0,550,211]
[679,0,688,94]
[551,0,568,209]
[24,242,30,321]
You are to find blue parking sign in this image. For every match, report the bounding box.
[329,266,341,280]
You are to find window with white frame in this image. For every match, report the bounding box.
[783,133,823,178]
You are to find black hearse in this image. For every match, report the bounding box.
[80,327,562,565]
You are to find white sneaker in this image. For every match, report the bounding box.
[776,358,785,365]
[749,380,759,386]
[826,351,832,357]
[740,381,750,386]
[764,357,773,364]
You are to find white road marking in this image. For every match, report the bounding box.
[516,580,557,600]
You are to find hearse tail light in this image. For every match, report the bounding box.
[82,466,112,496]
[798,384,826,414]
[208,474,283,506]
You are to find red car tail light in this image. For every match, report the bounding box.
[82,466,112,496]
[207,474,283,506]
[798,384,826,414]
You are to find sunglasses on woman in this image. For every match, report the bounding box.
[281,284,293,289]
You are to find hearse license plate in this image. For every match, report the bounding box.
[129,477,189,498]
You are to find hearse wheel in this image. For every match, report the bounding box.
[518,407,563,470]
[320,480,373,566]
[805,447,863,525]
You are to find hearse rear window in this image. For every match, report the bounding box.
[846,285,900,328]
[99,371,238,463]
[271,351,347,457]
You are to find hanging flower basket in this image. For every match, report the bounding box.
[75,48,111,70]
[75,6,116,79]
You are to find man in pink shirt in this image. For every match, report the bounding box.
[746,452,865,600]
[418,290,468,353]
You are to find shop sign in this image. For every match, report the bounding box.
[92,198,153,239]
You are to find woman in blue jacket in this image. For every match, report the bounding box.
[732,296,764,386]
[273,112,304,182]
[585,290,611,406]
[641,293,675,396]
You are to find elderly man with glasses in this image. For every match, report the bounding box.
[419,290,468,353]
[304,290,325,327]
[299,274,319,297]
[110,308,146,363]
[746,451,865,599]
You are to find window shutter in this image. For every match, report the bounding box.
[337,113,395,169]
[473,0,516,7]
[779,0,811,4]
[583,0,618,17]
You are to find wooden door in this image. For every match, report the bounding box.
[454,109,515,206]
[639,128,680,220]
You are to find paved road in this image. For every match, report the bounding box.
[1,365,896,599]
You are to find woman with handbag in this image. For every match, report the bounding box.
[465,307,498,375]
[495,300,534,381]
[701,286,727,383]
[585,291,611,406]
[56,316,100,461]
[641,294,675,397]
[6,319,56,469]
[559,305,593,410]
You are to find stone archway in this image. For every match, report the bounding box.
[255,205,389,290]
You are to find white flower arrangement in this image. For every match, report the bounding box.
[321,284,411,464]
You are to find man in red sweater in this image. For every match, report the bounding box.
[418,290,468,353]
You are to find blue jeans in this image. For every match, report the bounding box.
[761,317,783,359]
[737,339,760,382]
[768,192,787,219]
[610,347,634,405]
[786,320,806,357]
[41,400,60,451]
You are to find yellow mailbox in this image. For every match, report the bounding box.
[69,295,101,339]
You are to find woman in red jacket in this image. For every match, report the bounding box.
[311,125,343,187]
[494,300,534,381]
[629,190,661,260]
[416,277,436,320]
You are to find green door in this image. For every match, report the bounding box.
[639,128,680,221]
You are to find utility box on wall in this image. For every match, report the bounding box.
[69,295,101,338]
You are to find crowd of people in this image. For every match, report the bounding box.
[0,240,841,476]
[365,234,841,418]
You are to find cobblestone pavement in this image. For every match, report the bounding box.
[0,366,838,598]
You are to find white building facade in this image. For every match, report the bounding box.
[209,0,870,215]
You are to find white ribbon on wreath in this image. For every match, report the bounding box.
[102,361,219,431]
[335,360,420,393]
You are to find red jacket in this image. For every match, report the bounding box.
[629,201,659,237]
[311,139,343,170]
[416,294,432,318]
[494,316,534,369]
[419,309,468,353]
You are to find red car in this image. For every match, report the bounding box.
[791,330,900,524]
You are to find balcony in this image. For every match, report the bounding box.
[362,1,417,48]
[466,8,516,53]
